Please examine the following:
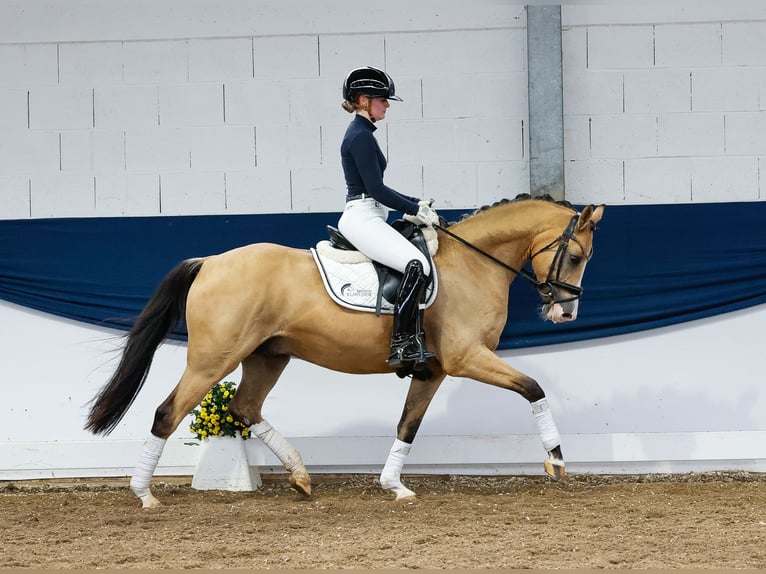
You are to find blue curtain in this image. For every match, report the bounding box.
[2,202,765,349]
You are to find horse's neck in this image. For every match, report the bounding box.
[448,203,549,265]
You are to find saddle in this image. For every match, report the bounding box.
[311,220,438,315]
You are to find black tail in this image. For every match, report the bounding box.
[85,258,204,435]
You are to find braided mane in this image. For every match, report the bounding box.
[449,193,574,225]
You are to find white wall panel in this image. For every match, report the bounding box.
[563,2,766,26]
[455,118,524,162]
[290,165,344,212]
[125,128,190,171]
[159,83,224,127]
[654,23,722,68]
[288,78,340,125]
[722,22,766,66]
[624,70,691,114]
[94,173,160,216]
[58,42,123,85]
[624,157,691,203]
[587,25,654,70]
[422,77,476,119]
[253,35,318,79]
[381,163,423,201]
[224,80,290,125]
[0,1,525,44]
[724,111,766,155]
[0,44,58,87]
[423,163,477,209]
[0,176,29,219]
[1,296,764,478]
[123,40,188,84]
[658,113,724,157]
[388,29,526,77]
[94,84,158,128]
[562,70,623,116]
[561,26,588,71]
[388,120,455,164]
[60,130,125,173]
[589,114,657,159]
[691,156,760,202]
[189,126,255,170]
[0,88,28,131]
[691,68,762,112]
[188,38,253,82]
[256,123,321,168]
[318,35,386,79]
[29,86,93,130]
[474,73,529,119]
[564,159,625,205]
[477,162,530,205]
[30,174,94,217]
[563,116,591,161]
[159,171,226,215]
[0,131,59,174]
[225,169,292,214]
[381,77,423,122]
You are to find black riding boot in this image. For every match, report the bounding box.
[387,260,435,375]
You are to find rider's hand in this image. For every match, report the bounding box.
[415,203,439,227]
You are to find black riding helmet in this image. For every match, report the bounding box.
[342,66,403,102]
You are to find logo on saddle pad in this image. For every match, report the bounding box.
[340,283,374,299]
[311,223,439,315]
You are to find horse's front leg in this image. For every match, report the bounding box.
[443,347,566,481]
[380,371,446,500]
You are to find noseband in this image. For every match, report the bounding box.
[434,212,593,305]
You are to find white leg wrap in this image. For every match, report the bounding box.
[531,397,561,453]
[379,439,416,500]
[252,419,304,473]
[130,434,166,507]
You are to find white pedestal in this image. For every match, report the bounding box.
[191,436,262,491]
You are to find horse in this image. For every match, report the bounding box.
[85,195,604,507]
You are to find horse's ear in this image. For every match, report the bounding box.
[578,204,605,231]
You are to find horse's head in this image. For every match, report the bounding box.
[528,203,604,323]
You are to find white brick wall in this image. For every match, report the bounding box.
[0,1,531,219]
[5,2,766,218]
[563,2,766,204]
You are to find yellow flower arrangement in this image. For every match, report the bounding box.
[189,381,250,440]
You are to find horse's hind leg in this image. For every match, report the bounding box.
[228,352,312,497]
[131,362,238,508]
[380,371,446,500]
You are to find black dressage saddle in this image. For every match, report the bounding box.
[325,219,433,315]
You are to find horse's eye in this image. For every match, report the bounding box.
[569,254,583,265]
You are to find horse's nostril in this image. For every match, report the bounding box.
[562,312,573,319]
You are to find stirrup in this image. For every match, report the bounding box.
[387,335,435,368]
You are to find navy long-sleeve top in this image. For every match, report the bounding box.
[341,114,420,215]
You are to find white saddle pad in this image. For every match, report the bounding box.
[311,239,438,315]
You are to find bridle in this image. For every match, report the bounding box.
[434,213,593,305]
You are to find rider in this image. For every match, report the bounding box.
[337,66,438,374]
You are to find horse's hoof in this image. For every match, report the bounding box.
[544,457,567,481]
[137,492,161,508]
[289,469,312,497]
[381,479,416,500]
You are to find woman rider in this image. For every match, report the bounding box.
[337,66,438,375]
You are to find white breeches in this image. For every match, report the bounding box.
[338,198,431,276]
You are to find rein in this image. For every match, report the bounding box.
[434,213,589,304]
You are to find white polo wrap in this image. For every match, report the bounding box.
[130,433,167,498]
[531,397,561,452]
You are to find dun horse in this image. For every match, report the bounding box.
[86,196,604,507]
